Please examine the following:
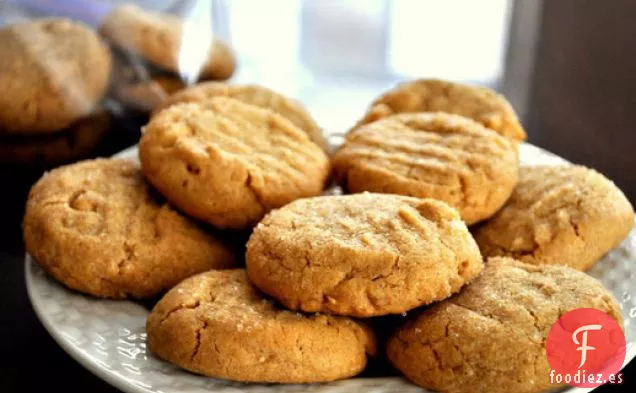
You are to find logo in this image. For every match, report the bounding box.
[572,324,602,368]
[546,308,626,387]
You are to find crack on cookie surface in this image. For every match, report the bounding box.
[244,170,266,212]
[159,300,201,325]
[191,319,207,361]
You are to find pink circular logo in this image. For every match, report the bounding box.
[546,308,626,387]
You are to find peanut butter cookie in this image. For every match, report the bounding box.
[153,82,328,151]
[23,159,236,298]
[356,79,526,140]
[474,165,634,270]
[139,97,330,229]
[246,193,484,317]
[332,112,519,224]
[387,257,623,393]
[100,4,235,80]
[147,269,376,383]
[0,19,112,133]
[0,109,111,166]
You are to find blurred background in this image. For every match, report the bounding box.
[2,0,634,202]
[1,0,635,392]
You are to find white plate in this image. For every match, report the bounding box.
[26,143,636,393]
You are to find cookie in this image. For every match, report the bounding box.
[153,82,328,151]
[0,109,111,166]
[355,79,526,140]
[100,4,235,81]
[0,19,112,134]
[23,159,236,298]
[116,76,186,112]
[246,193,484,317]
[332,112,519,225]
[474,165,634,271]
[387,257,623,393]
[139,97,330,229]
[147,269,376,383]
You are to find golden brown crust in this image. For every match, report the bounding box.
[387,257,623,393]
[246,193,484,317]
[474,165,634,270]
[0,19,112,134]
[153,82,328,151]
[332,112,519,224]
[0,109,111,166]
[139,97,330,229]
[23,159,237,298]
[99,4,235,80]
[356,79,526,140]
[147,269,376,383]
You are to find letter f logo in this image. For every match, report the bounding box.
[572,324,602,368]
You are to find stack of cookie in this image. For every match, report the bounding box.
[0,2,239,165]
[0,18,112,167]
[23,78,634,393]
[333,79,634,271]
[99,4,236,113]
[329,79,634,392]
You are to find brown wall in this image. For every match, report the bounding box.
[526,0,636,202]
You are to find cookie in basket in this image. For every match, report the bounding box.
[474,165,634,271]
[246,193,484,317]
[332,112,519,224]
[355,78,526,141]
[153,82,329,151]
[0,108,111,166]
[0,19,112,134]
[147,269,376,383]
[100,4,235,81]
[139,97,330,229]
[23,159,236,299]
[387,257,623,393]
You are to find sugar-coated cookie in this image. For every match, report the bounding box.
[0,19,112,133]
[356,79,526,140]
[474,165,634,270]
[139,97,330,229]
[333,112,519,224]
[387,257,622,393]
[147,269,376,383]
[246,193,484,317]
[23,159,236,298]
